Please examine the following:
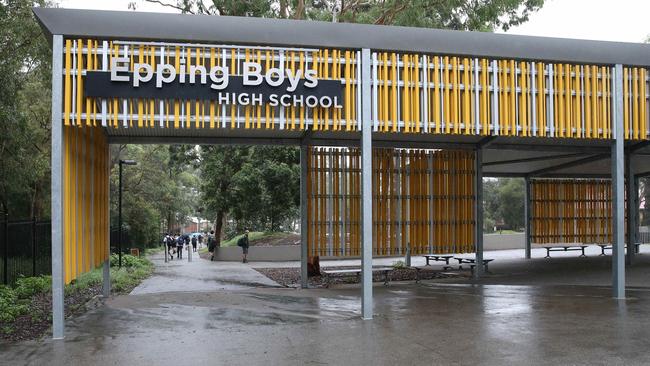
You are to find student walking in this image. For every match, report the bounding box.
[207,230,216,261]
[237,230,250,263]
[176,235,184,259]
[191,235,198,252]
[165,234,175,261]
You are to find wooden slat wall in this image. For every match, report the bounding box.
[372,53,650,140]
[530,179,628,244]
[307,147,475,257]
[63,125,109,284]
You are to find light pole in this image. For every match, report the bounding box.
[118,159,137,268]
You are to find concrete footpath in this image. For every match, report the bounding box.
[131,250,281,294]
[3,250,650,365]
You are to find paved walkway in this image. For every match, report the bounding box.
[131,250,281,294]
[3,249,650,365]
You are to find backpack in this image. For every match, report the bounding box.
[191,236,197,245]
[237,236,246,247]
[207,235,216,251]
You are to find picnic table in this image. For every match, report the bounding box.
[596,243,641,256]
[453,256,494,274]
[321,267,394,287]
[423,254,454,266]
[535,244,587,258]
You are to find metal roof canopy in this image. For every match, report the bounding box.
[106,128,650,178]
[33,7,650,67]
[34,7,650,178]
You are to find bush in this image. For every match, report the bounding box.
[14,276,51,299]
[392,260,407,269]
[109,254,149,268]
[0,286,28,323]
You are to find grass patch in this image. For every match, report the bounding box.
[220,231,293,247]
[0,254,154,342]
[489,230,523,235]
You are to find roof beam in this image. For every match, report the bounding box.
[528,154,609,177]
[483,153,586,167]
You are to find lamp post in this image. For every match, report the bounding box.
[118,159,137,268]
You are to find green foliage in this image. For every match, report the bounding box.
[13,276,51,299]
[110,144,200,248]
[0,286,28,323]
[147,0,545,31]
[484,178,525,231]
[219,231,287,247]
[0,275,50,323]
[109,254,150,268]
[0,0,52,217]
[392,260,407,269]
[201,145,300,242]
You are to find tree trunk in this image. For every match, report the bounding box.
[214,210,224,246]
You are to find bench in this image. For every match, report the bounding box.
[423,254,454,266]
[321,267,393,287]
[596,243,641,256]
[535,244,587,258]
[453,257,494,274]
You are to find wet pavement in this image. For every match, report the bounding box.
[2,250,650,365]
[131,251,281,294]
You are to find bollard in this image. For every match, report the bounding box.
[3,213,8,285]
[405,243,411,267]
[32,216,37,276]
[187,243,192,262]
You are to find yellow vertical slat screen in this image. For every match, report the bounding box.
[62,125,109,284]
[530,179,628,245]
[63,39,359,131]
[306,147,475,257]
[63,39,649,139]
[372,52,649,140]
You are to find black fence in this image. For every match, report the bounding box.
[0,215,145,285]
[0,215,52,285]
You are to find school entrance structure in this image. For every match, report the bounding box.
[35,8,650,339]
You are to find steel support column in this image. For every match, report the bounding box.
[50,34,65,340]
[103,146,111,297]
[626,155,636,265]
[361,48,373,319]
[524,176,532,259]
[300,144,308,289]
[474,148,484,278]
[612,64,625,299]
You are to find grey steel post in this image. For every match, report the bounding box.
[300,144,309,288]
[474,148,484,278]
[361,48,373,320]
[188,237,192,262]
[524,176,532,259]
[612,64,625,299]
[3,213,8,285]
[626,155,636,265]
[50,34,65,339]
[103,143,111,298]
[32,215,37,276]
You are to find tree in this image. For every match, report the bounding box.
[110,144,200,249]
[143,0,544,31]
[145,0,545,242]
[0,0,52,218]
[483,178,525,231]
[200,145,252,246]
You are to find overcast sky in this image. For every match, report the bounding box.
[58,0,650,43]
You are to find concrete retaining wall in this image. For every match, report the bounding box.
[212,233,524,261]
[212,245,300,261]
[484,233,525,250]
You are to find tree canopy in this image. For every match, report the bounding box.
[0,0,52,218]
[144,0,544,31]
